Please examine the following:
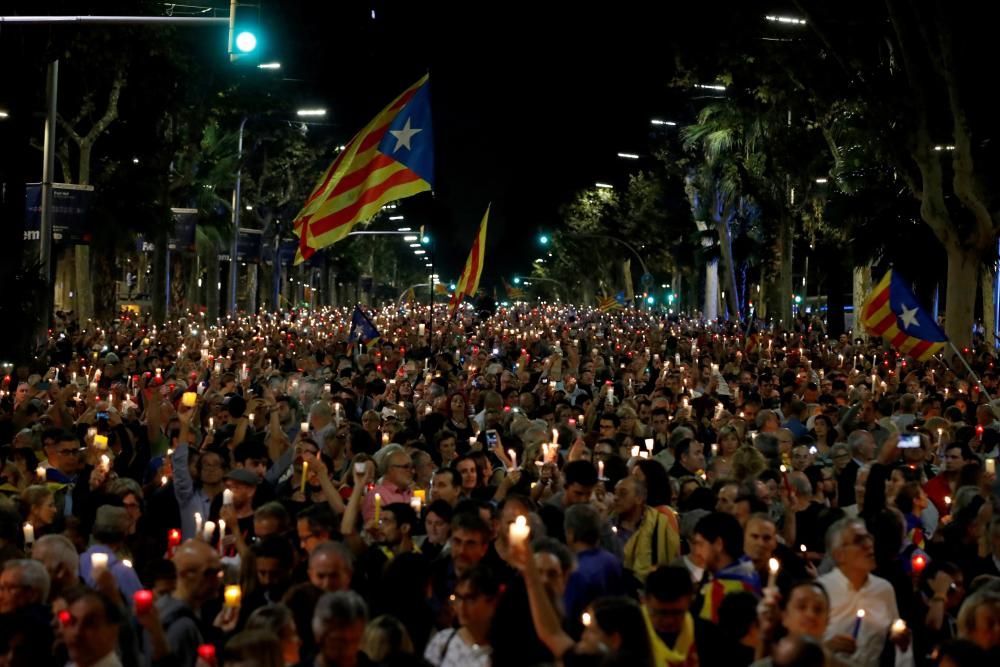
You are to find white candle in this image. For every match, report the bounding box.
[22,523,34,546]
[208,417,214,432]
[644,438,654,452]
[508,449,517,470]
[418,323,426,336]
[598,460,605,479]
[300,421,309,433]
[202,520,216,542]
[767,557,780,588]
[987,459,996,475]
[90,552,109,575]
[194,512,203,537]
[410,496,423,514]
[100,454,110,473]
[217,519,226,553]
[552,429,559,446]
[508,515,530,546]
[631,445,640,458]
[223,489,234,506]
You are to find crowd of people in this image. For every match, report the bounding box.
[1,303,999,667]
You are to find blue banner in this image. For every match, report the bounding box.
[24,183,94,244]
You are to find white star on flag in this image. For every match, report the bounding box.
[389,118,422,153]
[898,304,919,330]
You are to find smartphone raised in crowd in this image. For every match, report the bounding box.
[486,429,499,448]
[898,434,921,449]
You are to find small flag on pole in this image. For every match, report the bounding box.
[448,205,490,314]
[348,306,381,348]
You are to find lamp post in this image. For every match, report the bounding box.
[539,232,649,278]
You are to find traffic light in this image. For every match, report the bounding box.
[228,1,261,62]
[538,234,549,245]
[513,277,522,285]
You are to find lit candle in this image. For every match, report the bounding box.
[711,443,719,457]
[911,552,927,573]
[94,434,108,449]
[374,492,382,523]
[508,449,517,470]
[418,323,426,336]
[134,589,154,614]
[631,445,640,458]
[22,523,34,546]
[300,462,309,494]
[944,495,952,507]
[410,496,423,514]
[645,438,654,452]
[122,559,132,568]
[168,529,182,548]
[208,417,214,432]
[202,520,216,542]
[851,609,865,639]
[223,489,234,506]
[194,512,203,537]
[987,459,996,475]
[161,475,168,486]
[414,489,426,502]
[891,618,907,638]
[383,433,391,446]
[36,466,46,482]
[582,611,592,627]
[217,519,226,553]
[767,557,780,589]
[508,515,530,546]
[597,460,605,479]
[552,429,559,446]
[468,435,477,448]
[224,585,242,608]
[182,392,197,407]
[90,552,109,575]
[300,421,309,433]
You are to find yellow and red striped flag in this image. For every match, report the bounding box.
[293,75,434,263]
[448,205,490,314]
[860,269,947,360]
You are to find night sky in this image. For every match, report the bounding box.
[269,1,692,284]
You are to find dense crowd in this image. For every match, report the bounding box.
[1,303,999,667]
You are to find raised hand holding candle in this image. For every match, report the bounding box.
[224,585,242,608]
[851,609,865,639]
[134,589,154,614]
[202,520,216,543]
[90,552,109,576]
[508,515,530,546]
[767,557,780,589]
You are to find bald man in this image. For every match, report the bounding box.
[146,540,222,667]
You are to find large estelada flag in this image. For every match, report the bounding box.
[448,205,490,314]
[293,75,433,263]
[598,295,624,312]
[860,269,946,360]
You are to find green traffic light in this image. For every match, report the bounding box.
[513,277,521,285]
[449,283,456,291]
[235,31,258,53]
[421,235,430,245]
[539,234,549,245]
[646,296,655,304]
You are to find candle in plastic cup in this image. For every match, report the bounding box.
[508,515,530,546]
[223,489,234,506]
[134,589,154,614]
[508,449,517,470]
[36,466,46,481]
[202,520,216,542]
[410,496,423,514]
[300,421,309,433]
[94,434,108,449]
[354,462,366,475]
[891,618,907,638]
[631,445,640,458]
[90,552,109,574]
[182,392,197,407]
[413,489,426,502]
[645,438,654,452]
[167,529,182,547]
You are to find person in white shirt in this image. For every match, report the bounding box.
[817,518,913,667]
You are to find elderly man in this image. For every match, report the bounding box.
[0,559,49,616]
[362,449,413,523]
[148,540,222,667]
[32,534,83,601]
[612,476,678,585]
[312,591,369,667]
[309,541,355,593]
[307,401,337,452]
[817,518,912,667]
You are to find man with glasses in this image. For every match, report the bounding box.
[150,540,223,667]
[41,430,82,516]
[0,560,49,615]
[818,518,911,667]
[361,450,413,523]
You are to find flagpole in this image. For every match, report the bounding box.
[945,341,992,401]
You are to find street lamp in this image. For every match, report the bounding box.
[595,182,614,189]
[296,108,327,117]
[257,62,281,70]
[650,119,676,126]
[538,234,549,245]
[617,152,640,160]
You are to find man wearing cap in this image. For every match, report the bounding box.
[80,506,143,599]
[217,468,259,554]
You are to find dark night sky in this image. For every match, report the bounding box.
[266,1,692,285]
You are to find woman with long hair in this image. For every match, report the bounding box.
[445,392,476,446]
[809,415,837,454]
[20,485,57,537]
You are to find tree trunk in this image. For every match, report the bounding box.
[716,218,741,321]
[623,259,634,302]
[248,263,258,313]
[704,259,719,321]
[151,225,168,322]
[777,215,793,326]
[981,265,996,350]
[944,243,977,351]
[74,246,94,321]
[853,264,872,340]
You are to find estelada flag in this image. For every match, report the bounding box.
[502,278,526,300]
[860,269,946,360]
[598,295,624,312]
[448,205,489,314]
[293,75,434,263]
